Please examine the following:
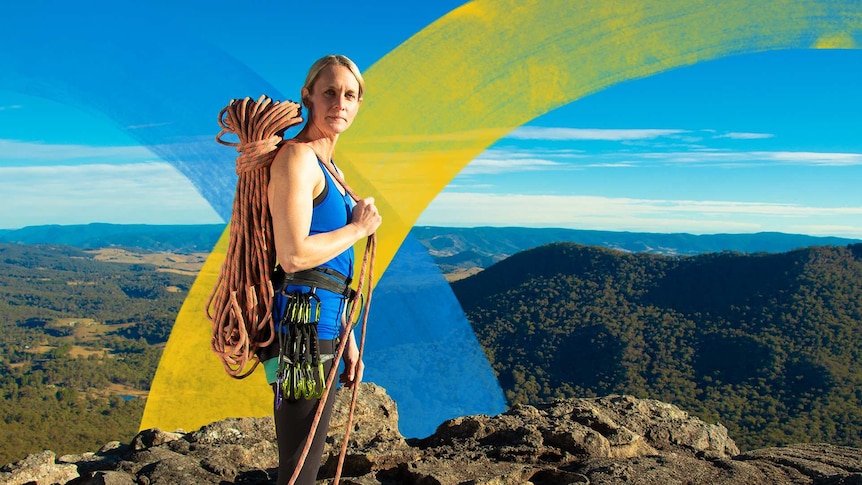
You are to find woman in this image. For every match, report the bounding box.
[263,54,381,485]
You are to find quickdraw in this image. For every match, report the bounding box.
[274,291,331,408]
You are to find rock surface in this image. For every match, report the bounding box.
[3,383,862,484]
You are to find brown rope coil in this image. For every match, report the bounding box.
[207,95,304,378]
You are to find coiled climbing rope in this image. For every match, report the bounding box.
[207,95,376,485]
[207,95,304,378]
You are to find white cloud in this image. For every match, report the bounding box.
[417,192,862,238]
[0,138,156,164]
[507,127,688,141]
[759,151,862,166]
[0,162,223,228]
[505,127,775,143]
[474,131,862,170]
[444,183,496,190]
[786,224,862,239]
[713,132,775,140]
[464,147,862,171]
[482,146,586,159]
[639,150,862,167]
[456,146,587,175]
[452,146,862,181]
[461,157,569,175]
[0,105,22,111]
[127,121,174,130]
[584,162,636,168]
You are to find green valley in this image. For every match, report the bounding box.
[0,243,196,464]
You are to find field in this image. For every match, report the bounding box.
[0,243,202,464]
[89,248,208,276]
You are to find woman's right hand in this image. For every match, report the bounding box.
[351,197,382,237]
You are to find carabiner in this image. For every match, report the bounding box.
[299,362,315,399]
[345,292,365,327]
[312,361,326,399]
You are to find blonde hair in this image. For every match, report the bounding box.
[303,55,365,102]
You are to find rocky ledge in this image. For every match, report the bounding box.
[3,383,862,484]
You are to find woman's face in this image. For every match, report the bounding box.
[304,64,362,135]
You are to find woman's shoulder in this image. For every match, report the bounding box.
[275,139,318,162]
[272,140,320,174]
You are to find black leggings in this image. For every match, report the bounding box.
[273,339,338,485]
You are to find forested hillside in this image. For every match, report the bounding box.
[452,242,862,451]
[0,243,194,464]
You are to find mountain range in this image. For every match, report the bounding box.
[0,223,226,253]
[411,225,862,274]
[3,223,859,260]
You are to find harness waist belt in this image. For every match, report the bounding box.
[273,265,356,300]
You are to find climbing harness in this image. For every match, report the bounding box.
[271,266,353,406]
[208,95,377,485]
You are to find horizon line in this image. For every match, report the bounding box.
[1,222,861,242]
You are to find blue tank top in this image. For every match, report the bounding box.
[264,160,355,384]
[286,159,354,337]
[308,159,355,279]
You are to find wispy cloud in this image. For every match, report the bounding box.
[478,128,861,170]
[460,158,569,175]
[787,224,862,238]
[507,127,775,143]
[759,151,862,166]
[584,162,637,168]
[127,121,174,130]
[485,147,586,158]
[418,192,862,238]
[643,150,862,167]
[456,146,586,175]
[0,105,22,111]
[0,162,223,228]
[507,127,689,141]
[713,132,775,140]
[0,138,156,164]
[461,146,862,172]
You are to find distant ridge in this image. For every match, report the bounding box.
[1,223,859,261]
[0,223,226,253]
[411,226,862,272]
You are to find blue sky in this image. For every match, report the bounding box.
[2,1,861,238]
[419,48,862,238]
